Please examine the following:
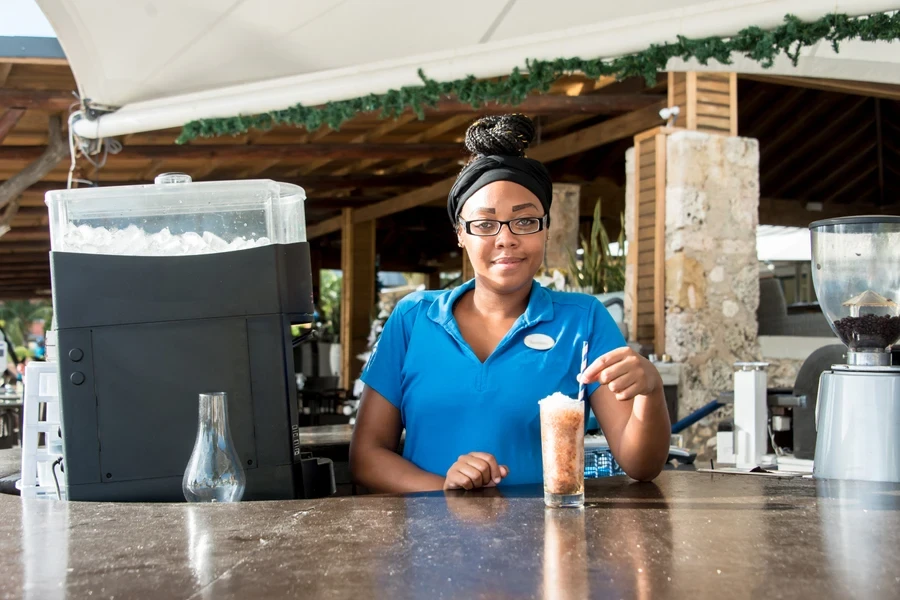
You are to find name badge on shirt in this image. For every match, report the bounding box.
[524,333,555,350]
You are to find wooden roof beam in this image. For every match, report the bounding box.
[0,263,50,273]
[0,252,49,263]
[0,226,48,241]
[335,114,474,177]
[765,97,870,197]
[307,100,666,239]
[806,142,877,200]
[293,113,419,177]
[0,64,12,87]
[0,89,75,112]
[0,142,466,161]
[743,75,900,102]
[419,94,664,116]
[0,242,51,253]
[18,172,451,192]
[759,197,897,228]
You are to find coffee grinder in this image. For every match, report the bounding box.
[810,216,900,483]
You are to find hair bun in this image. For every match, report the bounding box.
[464,114,535,158]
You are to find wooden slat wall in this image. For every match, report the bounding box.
[629,129,667,353]
[668,72,738,136]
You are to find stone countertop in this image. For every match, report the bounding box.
[0,446,20,478]
[1,470,899,599]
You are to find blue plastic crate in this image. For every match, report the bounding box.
[584,447,625,479]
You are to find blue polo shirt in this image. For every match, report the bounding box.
[360,279,626,485]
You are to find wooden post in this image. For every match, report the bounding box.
[427,271,442,290]
[340,208,376,391]
[652,134,667,355]
[667,71,738,136]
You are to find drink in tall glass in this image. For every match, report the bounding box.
[539,393,585,508]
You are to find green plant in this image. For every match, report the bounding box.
[566,200,626,295]
[318,270,342,343]
[0,300,53,348]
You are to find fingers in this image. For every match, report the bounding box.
[444,454,510,491]
[458,460,490,487]
[444,467,479,490]
[580,347,631,383]
[468,452,503,484]
[612,381,643,401]
[606,372,638,395]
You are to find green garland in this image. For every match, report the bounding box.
[176,12,900,144]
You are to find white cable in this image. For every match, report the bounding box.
[66,108,124,188]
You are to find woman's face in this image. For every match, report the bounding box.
[456,180,548,295]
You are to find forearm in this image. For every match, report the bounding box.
[616,387,671,481]
[350,445,445,494]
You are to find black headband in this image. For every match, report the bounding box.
[447,155,552,225]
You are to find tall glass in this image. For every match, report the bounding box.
[539,394,585,508]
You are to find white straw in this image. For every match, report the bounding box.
[577,340,588,402]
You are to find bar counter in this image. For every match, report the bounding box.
[2,468,899,599]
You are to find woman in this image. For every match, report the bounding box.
[350,114,670,493]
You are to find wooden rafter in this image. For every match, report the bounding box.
[17,172,450,192]
[745,87,809,142]
[807,142,878,200]
[296,113,418,177]
[743,75,900,102]
[0,142,466,161]
[820,163,879,205]
[379,115,474,175]
[307,101,665,239]
[759,197,898,227]
[0,89,74,111]
[765,97,869,197]
[332,114,473,177]
[0,63,12,87]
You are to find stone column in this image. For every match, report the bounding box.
[664,131,761,457]
[544,183,580,271]
[623,149,636,340]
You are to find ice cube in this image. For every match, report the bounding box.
[202,231,228,252]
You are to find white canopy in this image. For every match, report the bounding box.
[612,225,812,262]
[756,225,812,262]
[31,0,900,138]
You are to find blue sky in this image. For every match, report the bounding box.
[0,0,56,37]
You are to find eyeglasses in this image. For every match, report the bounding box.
[459,216,547,236]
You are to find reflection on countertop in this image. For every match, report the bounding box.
[1,471,899,598]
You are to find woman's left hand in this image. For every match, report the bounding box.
[578,347,662,401]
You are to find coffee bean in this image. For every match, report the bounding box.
[832,314,900,350]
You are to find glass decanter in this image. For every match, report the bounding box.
[182,392,246,502]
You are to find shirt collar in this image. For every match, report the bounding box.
[427,278,555,327]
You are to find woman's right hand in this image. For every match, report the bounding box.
[444,452,509,490]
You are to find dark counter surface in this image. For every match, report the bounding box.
[1,469,899,599]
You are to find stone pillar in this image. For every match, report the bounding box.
[623,148,636,341]
[544,183,580,271]
[664,131,761,457]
